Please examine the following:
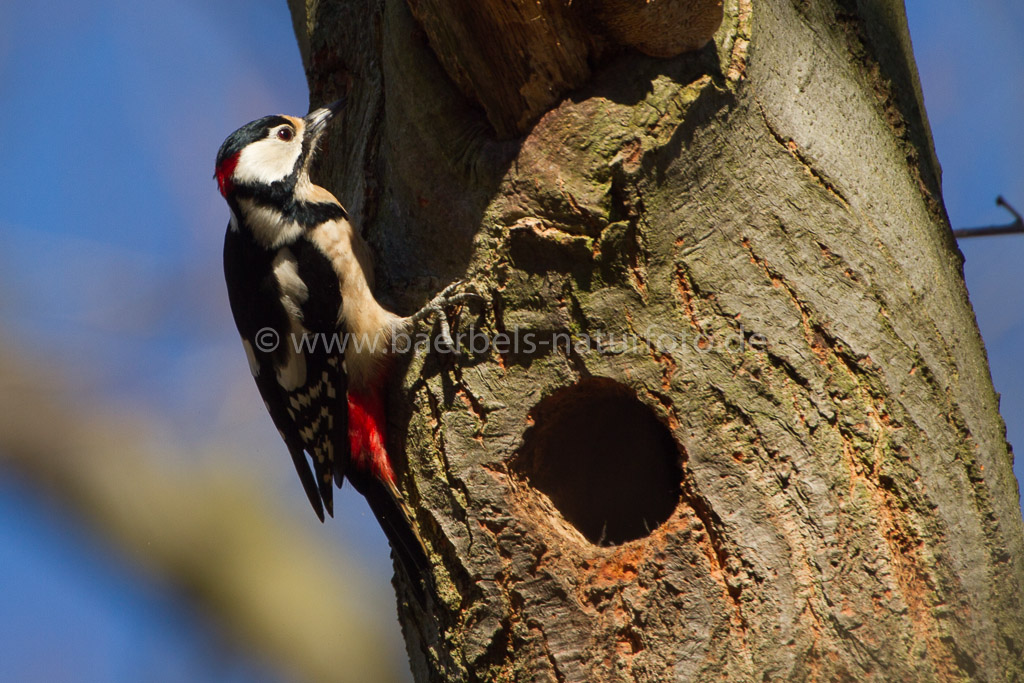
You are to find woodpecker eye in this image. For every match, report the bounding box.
[277,127,294,142]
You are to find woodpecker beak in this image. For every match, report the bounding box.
[304,98,345,140]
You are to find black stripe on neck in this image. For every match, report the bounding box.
[235,181,349,229]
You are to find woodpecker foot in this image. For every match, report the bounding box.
[409,280,482,349]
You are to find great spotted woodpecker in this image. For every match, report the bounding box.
[216,99,468,573]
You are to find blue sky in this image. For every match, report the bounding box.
[0,1,1021,681]
[907,0,1024,483]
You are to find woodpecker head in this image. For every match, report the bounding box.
[214,99,344,199]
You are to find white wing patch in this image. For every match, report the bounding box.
[241,338,260,377]
[271,247,309,391]
[273,248,309,317]
[275,326,307,391]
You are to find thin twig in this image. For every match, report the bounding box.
[953,196,1024,238]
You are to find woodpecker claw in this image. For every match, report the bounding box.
[409,280,483,349]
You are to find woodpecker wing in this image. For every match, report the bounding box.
[223,224,350,520]
[284,235,353,491]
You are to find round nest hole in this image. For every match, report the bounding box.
[512,378,682,546]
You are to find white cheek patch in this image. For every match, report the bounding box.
[233,136,302,185]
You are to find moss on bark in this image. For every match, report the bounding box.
[292,0,1024,680]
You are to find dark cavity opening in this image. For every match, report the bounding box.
[512,378,682,546]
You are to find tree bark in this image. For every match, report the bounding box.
[290,0,1024,680]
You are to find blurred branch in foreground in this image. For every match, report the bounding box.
[0,340,405,683]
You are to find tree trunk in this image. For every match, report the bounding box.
[289,0,1024,680]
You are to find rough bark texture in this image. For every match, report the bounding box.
[400,0,723,136]
[290,0,1024,680]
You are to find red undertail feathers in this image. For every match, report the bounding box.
[348,386,395,485]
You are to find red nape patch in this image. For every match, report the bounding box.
[348,387,395,485]
[215,152,239,197]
